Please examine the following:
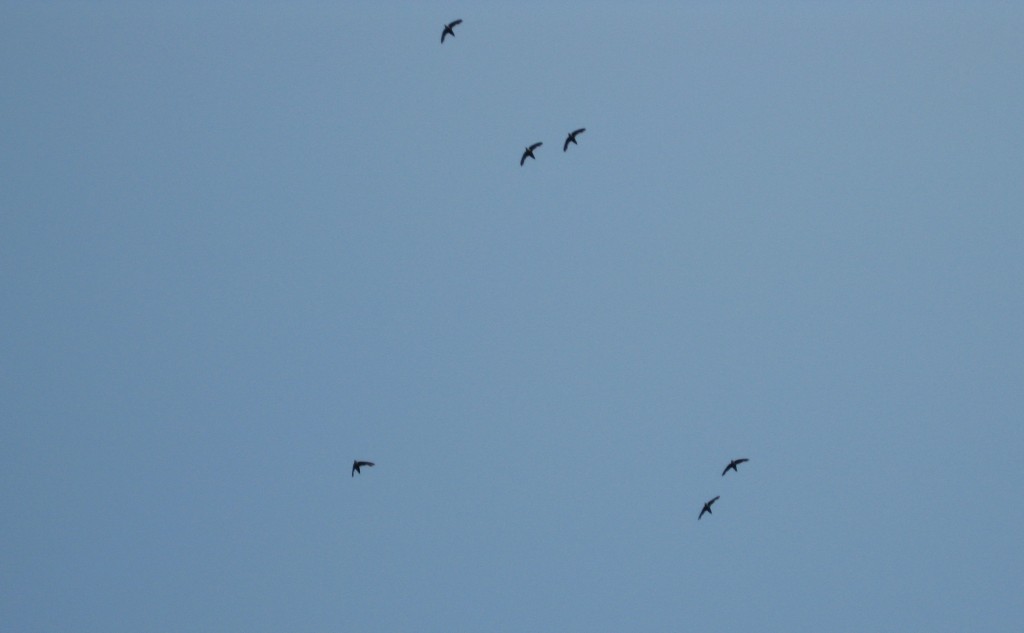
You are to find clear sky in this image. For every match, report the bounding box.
[3,3,1023,632]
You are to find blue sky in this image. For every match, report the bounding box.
[3,3,1023,631]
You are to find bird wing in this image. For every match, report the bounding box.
[572,128,586,136]
[357,461,374,468]
[441,31,448,43]
[529,142,543,151]
[709,496,720,506]
[448,19,463,27]
[563,136,571,151]
[722,464,732,476]
[735,458,749,465]
[699,507,708,519]
[520,152,528,166]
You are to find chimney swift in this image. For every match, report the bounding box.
[698,496,720,520]
[722,458,749,476]
[563,128,586,151]
[441,19,463,43]
[520,142,543,166]
[352,460,375,477]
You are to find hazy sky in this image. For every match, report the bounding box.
[3,3,1023,632]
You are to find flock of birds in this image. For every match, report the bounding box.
[518,127,587,165]
[443,18,588,167]
[353,454,751,521]
[698,458,750,520]
[353,19,750,523]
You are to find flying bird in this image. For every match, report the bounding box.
[441,19,462,43]
[563,128,586,152]
[698,496,720,520]
[722,458,750,476]
[520,142,543,166]
[352,460,375,477]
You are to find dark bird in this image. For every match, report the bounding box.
[563,128,586,152]
[722,458,750,476]
[520,142,543,166]
[698,496,720,520]
[441,19,462,43]
[352,460,375,477]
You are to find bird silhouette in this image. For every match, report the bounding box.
[722,458,749,476]
[520,142,543,166]
[698,496,720,520]
[441,19,462,43]
[352,460,375,477]
[563,128,586,151]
